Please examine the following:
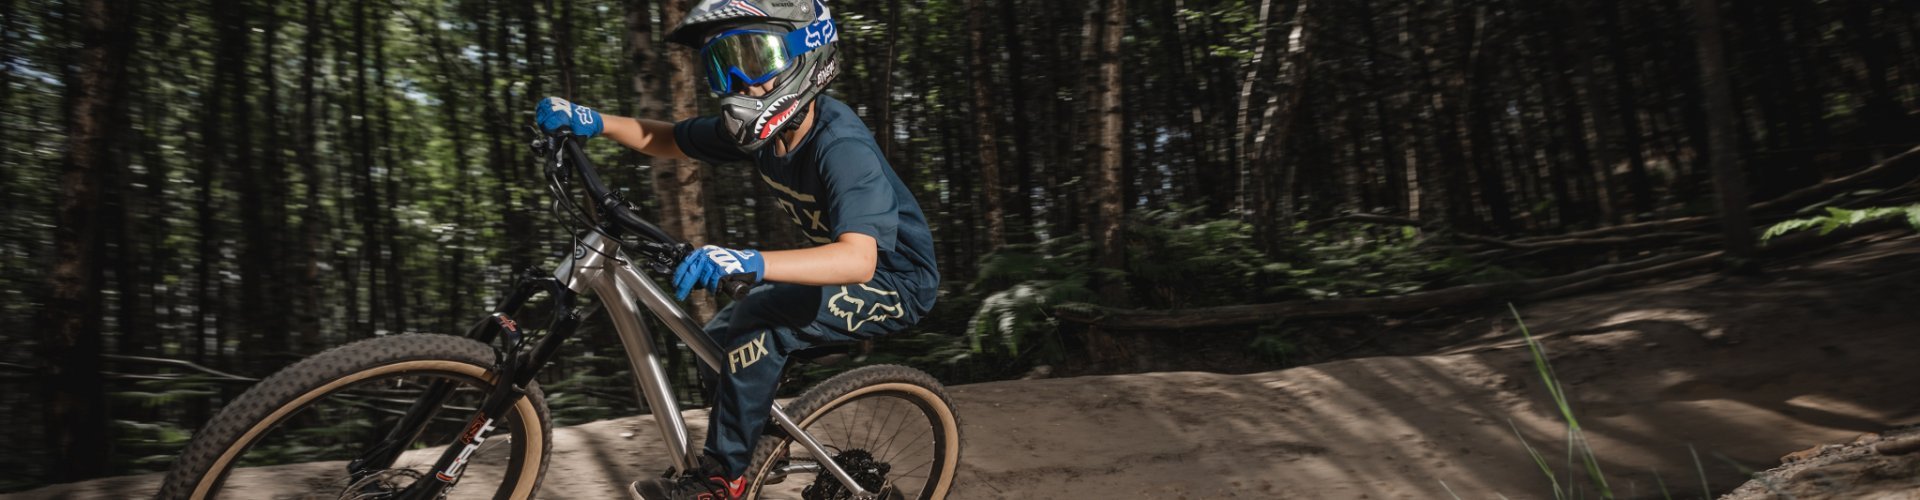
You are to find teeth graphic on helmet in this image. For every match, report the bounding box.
[755,94,800,140]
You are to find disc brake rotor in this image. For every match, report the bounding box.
[802,449,892,500]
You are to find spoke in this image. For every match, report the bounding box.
[870,398,904,451]
[874,409,927,464]
[843,395,862,448]
[889,459,934,483]
[880,427,932,467]
[861,399,892,449]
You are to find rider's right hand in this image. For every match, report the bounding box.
[535,97,604,138]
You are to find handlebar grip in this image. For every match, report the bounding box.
[719,275,755,301]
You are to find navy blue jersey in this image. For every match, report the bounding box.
[674,95,939,305]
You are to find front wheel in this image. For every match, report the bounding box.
[746,365,962,500]
[156,334,553,500]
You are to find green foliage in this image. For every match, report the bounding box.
[966,238,1096,361]
[1760,204,1920,242]
[540,352,644,426]
[111,419,196,470]
[1126,207,1281,308]
[108,378,227,474]
[962,210,1504,372]
[1248,323,1301,365]
[1272,220,1509,300]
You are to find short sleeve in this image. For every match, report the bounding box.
[673,116,755,165]
[819,139,899,252]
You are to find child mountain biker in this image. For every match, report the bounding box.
[531,1,938,498]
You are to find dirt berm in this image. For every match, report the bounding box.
[14,233,1920,499]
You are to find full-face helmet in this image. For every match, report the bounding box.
[667,0,841,153]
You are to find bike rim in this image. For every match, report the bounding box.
[192,360,544,500]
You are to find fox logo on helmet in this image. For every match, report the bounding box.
[754,94,800,140]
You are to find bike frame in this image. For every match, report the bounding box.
[355,134,875,499]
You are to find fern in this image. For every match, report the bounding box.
[1761,204,1920,242]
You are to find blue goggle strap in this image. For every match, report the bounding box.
[781,17,838,58]
[703,18,837,94]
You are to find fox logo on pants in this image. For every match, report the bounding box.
[827,284,906,333]
[728,331,771,373]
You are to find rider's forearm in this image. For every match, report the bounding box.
[601,114,690,161]
[761,233,878,286]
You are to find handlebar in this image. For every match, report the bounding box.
[541,130,752,301]
[552,131,679,245]
[719,275,755,300]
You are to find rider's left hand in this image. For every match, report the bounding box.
[673,245,765,300]
[534,97,604,138]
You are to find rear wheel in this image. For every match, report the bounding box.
[745,365,961,500]
[157,334,552,500]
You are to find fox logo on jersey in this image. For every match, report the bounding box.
[827,284,906,333]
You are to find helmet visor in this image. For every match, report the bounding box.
[700,30,793,95]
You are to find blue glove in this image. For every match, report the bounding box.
[673,245,765,300]
[534,97,604,138]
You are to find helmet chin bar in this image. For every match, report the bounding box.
[716,42,836,154]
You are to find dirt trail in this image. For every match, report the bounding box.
[15,234,1920,499]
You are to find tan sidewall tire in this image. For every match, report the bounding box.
[190,361,546,499]
[156,334,551,500]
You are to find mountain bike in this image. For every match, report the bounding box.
[155,129,962,499]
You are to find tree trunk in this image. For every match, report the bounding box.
[556,0,577,99]
[1463,4,1511,231]
[235,0,272,371]
[1599,2,1654,215]
[966,0,1007,250]
[374,8,408,334]
[42,0,133,480]
[1558,1,1623,224]
[1091,0,1126,302]
[1250,0,1313,253]
[1357,0,1408,215]
[660,0,716,321]
[294,0,325,351]
[1235,0,1281,217]
[352,0,386,335]
[259,2,293,357]
[997,0,1035,235]
[1692,0,1754,261]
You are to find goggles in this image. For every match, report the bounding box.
[698,17,837,95]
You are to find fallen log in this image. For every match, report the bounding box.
[1055,217,1916,330]
[1307,213,1712,251]
[1304,147,1920,250]
[1053,251,1708,330]
[1304,213,1423,232]
[1511,145,1920,243]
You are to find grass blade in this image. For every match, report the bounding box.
[1511,303,1614,498]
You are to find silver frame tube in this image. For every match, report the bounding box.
[559,234,873,496]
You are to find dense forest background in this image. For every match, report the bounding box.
[5,0,1918,490]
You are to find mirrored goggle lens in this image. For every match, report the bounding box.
[701,31,792,94]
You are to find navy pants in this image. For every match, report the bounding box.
[698,270,931,478]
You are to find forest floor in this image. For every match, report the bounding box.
[13,232,1920,499]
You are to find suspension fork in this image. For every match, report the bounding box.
[343,275,576,500]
